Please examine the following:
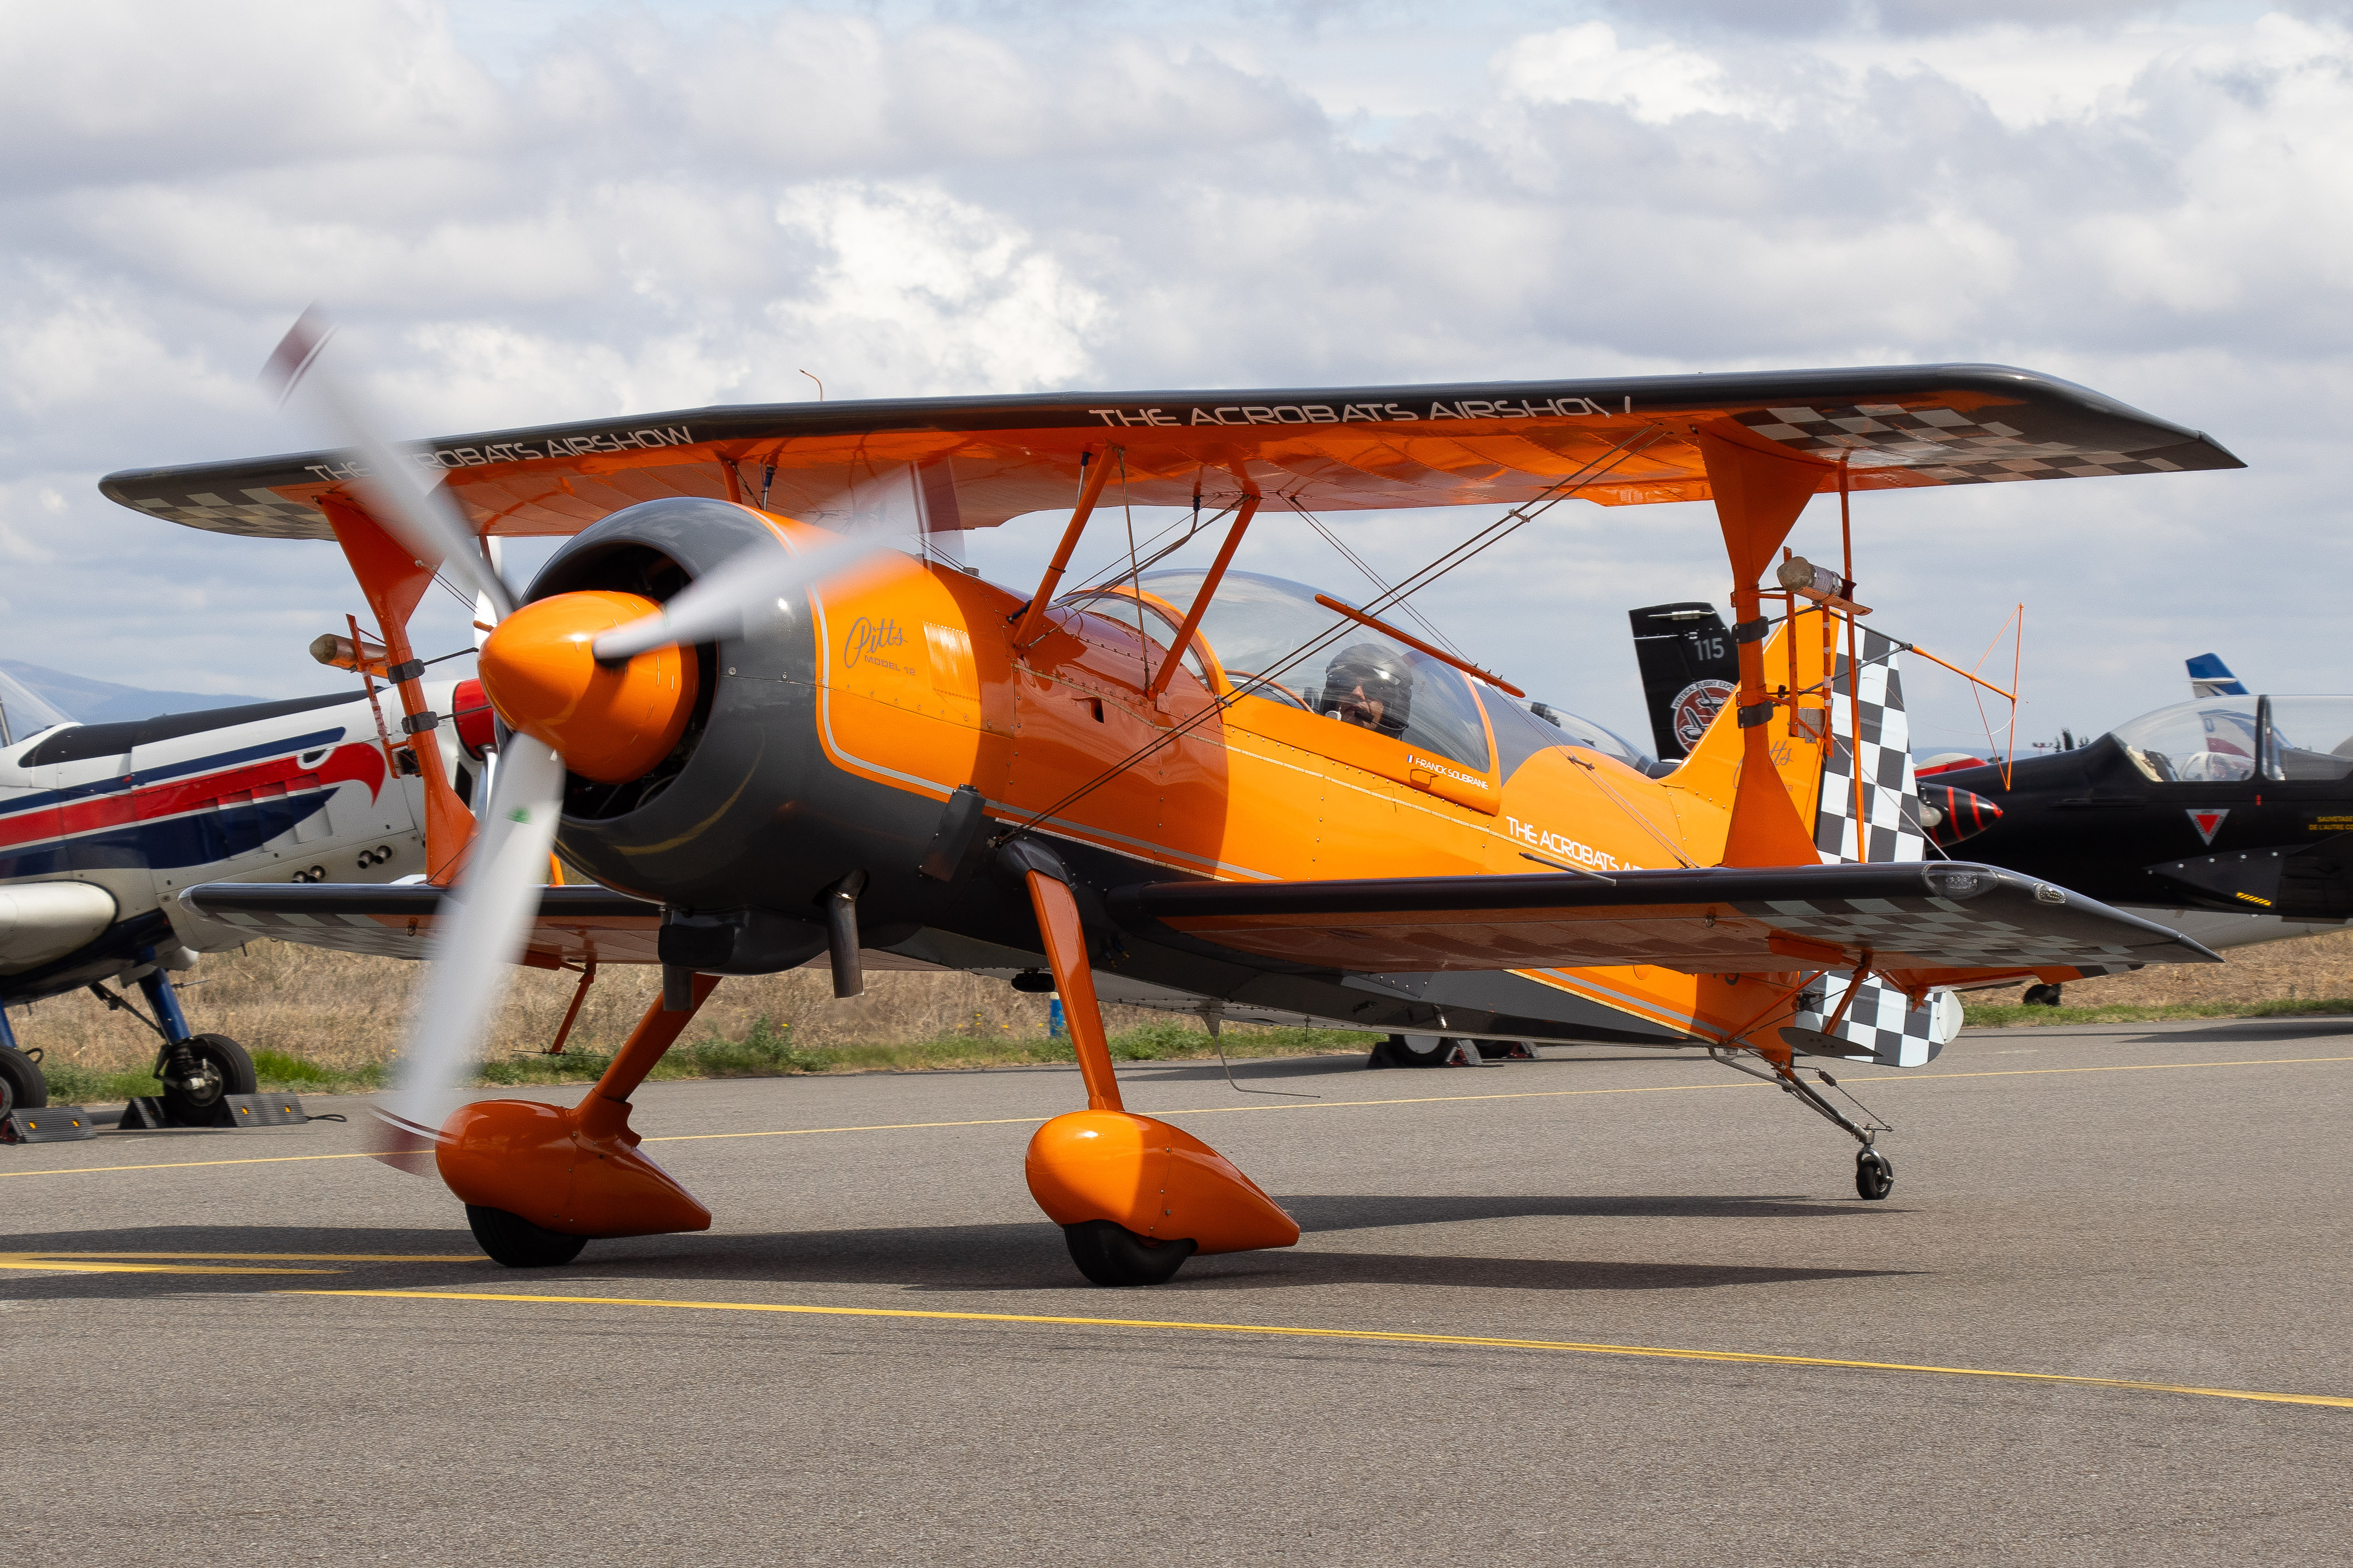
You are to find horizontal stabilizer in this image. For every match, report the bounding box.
[1111,862,2218,977]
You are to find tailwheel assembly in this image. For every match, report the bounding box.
[1062,1220,1199,1287]
[1855,1148,1895,1201]
[467,1205,590,1268]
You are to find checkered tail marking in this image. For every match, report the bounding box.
[1814,629,1927,866]
[1800,630,1945,1064]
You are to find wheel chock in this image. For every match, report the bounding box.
[117,1093,311,1130]
[1026,1109,1299,1256]
[1,1105,96,1144]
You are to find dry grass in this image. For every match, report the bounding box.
[7,940,1355,1087]
[18,920,2350,1089]
[1967,925,2353,1009]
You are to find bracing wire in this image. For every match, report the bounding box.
[996,428,1666,846]
[1292,503,1463,656]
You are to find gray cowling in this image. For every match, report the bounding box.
[523,497,959,943]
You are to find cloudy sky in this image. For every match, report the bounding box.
[3,0,2348,757]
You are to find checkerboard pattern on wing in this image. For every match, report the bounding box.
[1814,629,1928,866]
[1733,404,2189,482]
[211,907,433,959]
[129,489,332,540]
[1793,975,1948,1069]
[1738,896,2144,967]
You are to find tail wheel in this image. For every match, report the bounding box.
[1856,1149,1895,1201]
[2022,984,2064,1007]
[0,1049,47,1115]
[1062,1220,1197,1286]
[467,1205,590,1268]
[158,1033,256,1124]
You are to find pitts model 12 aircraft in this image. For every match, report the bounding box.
[104,335,2235,1284]
[0,658,490,1120]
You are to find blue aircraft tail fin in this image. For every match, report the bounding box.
[2186,653,2246,699]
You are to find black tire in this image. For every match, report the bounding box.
[1371,1033,1456,1068]
[1062,1220,1197,1286]
[2022,984,2064,1007]
[1856,1149,1895,1201]
[467,1205,590,1268]
[158,1033,256,1124]
[0,1048,48,1115]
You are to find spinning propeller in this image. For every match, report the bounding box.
[263,312,905,1157]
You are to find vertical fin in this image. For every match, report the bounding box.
[1814,627,1927,865]
[1799,627,1948,1065]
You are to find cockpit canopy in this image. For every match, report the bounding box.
[0,667,70,749]
[2111,695,2353,784]
[1111,568,1651,775]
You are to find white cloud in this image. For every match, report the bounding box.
[1496,21,1750,124]
[0,0,2349,751]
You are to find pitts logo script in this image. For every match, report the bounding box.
[843,617,909,669]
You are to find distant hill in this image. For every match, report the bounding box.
[0,659,286,724]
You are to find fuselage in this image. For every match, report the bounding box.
[0,682,469,1004]
[530,499,1857,1050]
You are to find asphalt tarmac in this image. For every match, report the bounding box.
[5,1018,2350,1565]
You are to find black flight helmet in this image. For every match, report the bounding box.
[1321,642,1413,737]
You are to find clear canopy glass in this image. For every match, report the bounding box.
[2110,695,2353,785]
[1517,699,1651,772]
[0,667,72,748]
[1138,569,1494,771]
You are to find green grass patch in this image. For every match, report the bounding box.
[251,1048,374,1090]
[29,1018,1382,1103]
[32,1062,162,1105]
[1965,998,2353,1028]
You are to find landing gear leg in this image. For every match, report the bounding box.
[1710,1047,1896,1201]
[135,959,255,1123]
[1010,846,1297,1285]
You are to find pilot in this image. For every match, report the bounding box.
[1320,643,1412,738]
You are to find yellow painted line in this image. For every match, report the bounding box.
[0,1250,482,1275]
[0,1150,387,1179]
[7,1053,2351,1176]
[298,1289,2353,1413]
[2,1259,340,1275]
[644,1053,2353,1143]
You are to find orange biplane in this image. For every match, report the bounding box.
[104,335,2237,1284]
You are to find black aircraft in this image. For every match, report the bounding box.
[1916,686,2353,1008]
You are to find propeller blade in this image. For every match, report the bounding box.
[370,738,566,1161]
[590,530,904,663]
[262,309,516,619]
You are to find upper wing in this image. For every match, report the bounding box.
[102,363,2240,543]
[1110,862,2219,977]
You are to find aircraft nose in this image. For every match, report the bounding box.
[476,590,700,783]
